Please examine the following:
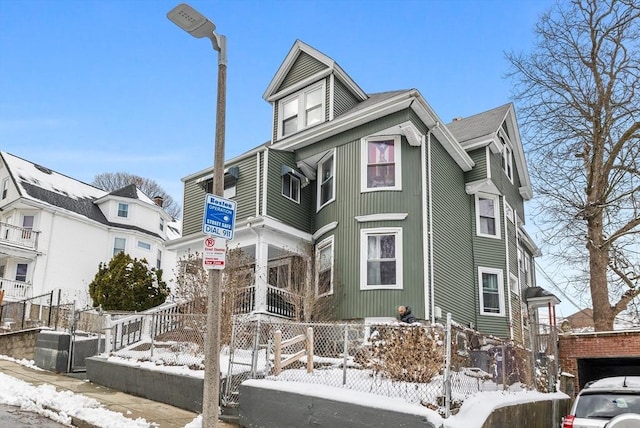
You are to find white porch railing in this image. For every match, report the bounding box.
[0,222,39,250]
[0,277,32,299]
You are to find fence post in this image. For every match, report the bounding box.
[306,327,314,374]
[444,313,452,418]
[21,300,26,329]
[251,319,261,377]
[47,291,53,326]
[104,314,113,354]
[501,344,506,390]
[150,314,155,358]
[274,330,282,375]
[342,324,349,385]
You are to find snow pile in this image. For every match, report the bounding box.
[0,372,154,427]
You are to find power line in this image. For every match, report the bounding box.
[534,259,588,316]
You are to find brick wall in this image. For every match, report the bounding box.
[559,331,640,395]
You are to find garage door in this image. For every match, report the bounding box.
[578,357,640,389]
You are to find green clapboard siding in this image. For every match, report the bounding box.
[430,136,476,327]
[489,150,525,220]
[182,178,207,237]
[333,78,360,117]
[472,195,510,337]
[278,52,328,92]
[181,155,258,237]
[464,148,488,183]
[308,115,425,320]
[265,149,314,233]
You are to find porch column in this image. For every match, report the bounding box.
[253,235,269,313]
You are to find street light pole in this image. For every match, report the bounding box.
[167,4,226,428]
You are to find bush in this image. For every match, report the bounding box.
[89,252,169,311]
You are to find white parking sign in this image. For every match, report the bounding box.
[202,194,237,240]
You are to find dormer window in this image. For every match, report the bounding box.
[279,82,325,138]
[117,203,129,218]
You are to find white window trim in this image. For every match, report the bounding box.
[315,235,334,297]
[360,135,402,192]
[277,81,326,139]
[137,240,151,251]
[478,266,505,317]
[500,132,514,183]
[1,178,8,200]
[317,150,336,211]
[510,273,520,297]
[117,203,129,219]
[475,193,501,239]
[282,173,301,203]
[360,227,403,290]
[113,237,126,256]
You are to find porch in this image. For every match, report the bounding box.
[0,277,32,300]
[0,222,40,251]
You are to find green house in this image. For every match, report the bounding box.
[168,40,542,342]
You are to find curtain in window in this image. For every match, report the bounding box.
[482,272,500,313]
[367,234,396,285]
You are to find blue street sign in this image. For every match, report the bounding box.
[202,194,237,240]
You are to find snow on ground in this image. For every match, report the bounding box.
[0,355,161,428]
[1,353,568,428]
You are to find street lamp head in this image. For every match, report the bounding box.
[167,3,216,42]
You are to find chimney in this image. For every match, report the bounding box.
[153,196,164,207]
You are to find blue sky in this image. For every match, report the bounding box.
[1,0,584,314]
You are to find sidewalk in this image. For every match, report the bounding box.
[0,359,239,428]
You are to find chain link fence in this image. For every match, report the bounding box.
[101,310,556,417]
[220,315,555,416]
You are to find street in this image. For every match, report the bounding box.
[0,403,69,428]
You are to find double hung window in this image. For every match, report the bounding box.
[478,267,505,316]
[500,136,513,182]
[362,136,401,191]
[317,151,335,210]
[475,194,500,238]
[360,228,402,290]
[117,203,129,218]
[113,238,126,256]
[316,236,334,296]
[279,83,324,137]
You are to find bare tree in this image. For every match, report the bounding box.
[288,244,340,322]
[507,0,639,330]
[92,172,181,219]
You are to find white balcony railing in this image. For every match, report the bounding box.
[0,222,39,250]
[0,277,32,299]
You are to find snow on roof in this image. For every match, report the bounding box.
[2,151,106,201]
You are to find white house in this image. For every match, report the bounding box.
[0,152,180,307]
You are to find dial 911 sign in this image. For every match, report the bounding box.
[202,194,237,240]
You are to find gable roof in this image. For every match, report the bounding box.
[0,152,168,238]
[447,104,511,145]
[446,103,533,200]
[263,40,367,102]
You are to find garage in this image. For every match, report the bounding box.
[577,357,640,389]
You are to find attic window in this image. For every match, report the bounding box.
[35,164,52,174]
[278,81,325,138]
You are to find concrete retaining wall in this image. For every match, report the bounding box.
[0,328,42,360]
[482,398,571,428]
[86,356,204,412]
[35,332,70,372]
[239,381,571,428]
